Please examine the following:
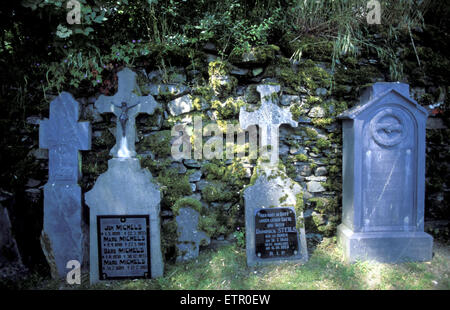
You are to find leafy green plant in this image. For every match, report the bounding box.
[233,227,245,248]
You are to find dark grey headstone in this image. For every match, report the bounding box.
[337,82,433,263]
[39,92,91,278]
[40,92,91,183]
[0,200,22,268]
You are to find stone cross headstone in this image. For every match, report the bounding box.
[240,85,308,266]
[85,68,163,283]
[337,82,433,263]
[239,85,297,164]
[39,92,91,278]
[95,68,159,158]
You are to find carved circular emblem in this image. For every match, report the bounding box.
[370,108,407,147]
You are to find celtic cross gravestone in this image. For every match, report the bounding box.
[239,84,297,164]
[240,84,308,266]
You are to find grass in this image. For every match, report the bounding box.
[288,0,432,81]
[6,238,450,290]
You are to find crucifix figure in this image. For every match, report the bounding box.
[95,68,160,158]
[239,84,298,165]
[115,101,139,137]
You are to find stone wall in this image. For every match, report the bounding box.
[19,42,450,265]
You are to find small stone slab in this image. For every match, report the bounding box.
[175,207,210,262]
[168,95,193,116]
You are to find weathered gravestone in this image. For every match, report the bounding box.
[39,92,91,278]
[173,199,210,262]
[240,85,308,266]
[85,68,163,283]
[337,82,433,263]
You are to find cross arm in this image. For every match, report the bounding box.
[95,95,118,115]
[134,94,160,116]
[239,107,260,131]
[279,108,298,128]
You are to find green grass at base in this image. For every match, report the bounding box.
[6,239,450,290]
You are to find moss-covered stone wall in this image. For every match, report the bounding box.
[7,30,450,268]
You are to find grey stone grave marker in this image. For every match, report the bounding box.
[337,82,433,263]
[39,92,91,278]
[175,207,210,262]
[85,68,163,283]
[240,85,308,266]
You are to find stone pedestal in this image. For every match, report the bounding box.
[40,184,87,277]
[338,225,433,263]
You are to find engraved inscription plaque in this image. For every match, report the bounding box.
[97,215,151,280]
[255,208,299,258]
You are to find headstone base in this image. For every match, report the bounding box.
[337,224,433,263]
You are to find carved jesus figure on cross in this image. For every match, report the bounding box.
[95,68,160,158]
